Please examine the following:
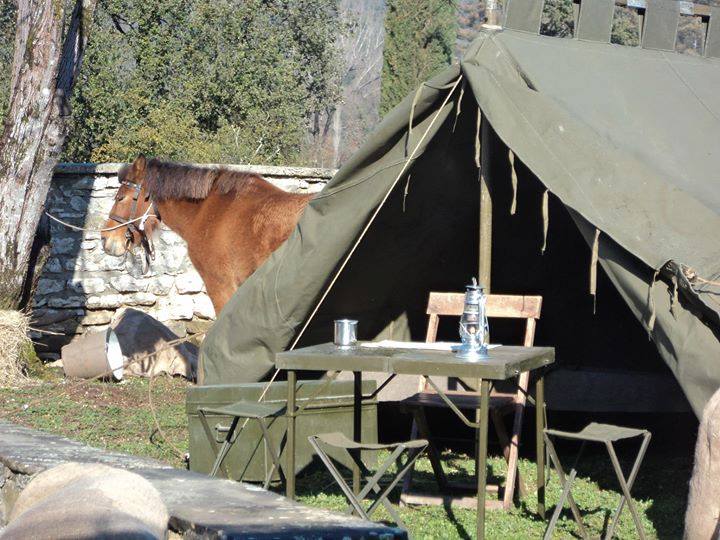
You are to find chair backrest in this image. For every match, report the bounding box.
[422,292,542,394]
[425,292,542,346]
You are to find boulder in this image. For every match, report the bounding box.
[3,462,168,540]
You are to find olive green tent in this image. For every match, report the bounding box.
[201,2,720,417]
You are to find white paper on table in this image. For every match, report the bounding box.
[360,340,501,352]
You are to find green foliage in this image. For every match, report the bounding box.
[540,1,639,45]
[64,0,343,165]
[0,1,16,122]
[456,0,485,59]
[611,6,640,46]
[380,0,457,116]
[541,0,574,38]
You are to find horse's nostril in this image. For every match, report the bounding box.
[101,237,107,250]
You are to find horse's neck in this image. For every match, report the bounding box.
[154,179,311,241]
[155,199,200,239]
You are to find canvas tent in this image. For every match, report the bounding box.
[201,1,720,418]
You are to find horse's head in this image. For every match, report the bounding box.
[101,155,159,258]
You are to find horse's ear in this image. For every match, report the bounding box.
[133,154,147,173]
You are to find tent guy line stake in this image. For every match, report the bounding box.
[288,74,464,352]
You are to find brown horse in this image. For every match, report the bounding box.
[101,156,312,314]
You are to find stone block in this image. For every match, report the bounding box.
[60,176,95,191]
[176,271,205,294]
[97,255,126,272]
[156,296,194,321]
[92,177,108,190]
[36,278,65,295]
[32,308,84,327]
[79,310,114,326]
[69,196,89,212]
[80,240,97,250]
[47,296,86,308]
[86,197,113,214]
[86,294,124,309]
[185,319,213,335]
[44,258,63,273]
[148,275,174,295]
[125,292,157,306]
[40,318,83,335]
[68,277,106,294]
[51,238,77,255]
[153,248,190,275]
[109,274,148,293]
[192,295,215,319]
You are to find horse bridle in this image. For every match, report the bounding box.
[108,177,159,267]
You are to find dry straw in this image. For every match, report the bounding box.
[0,310,31,386]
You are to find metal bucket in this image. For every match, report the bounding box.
[61,328,124,380]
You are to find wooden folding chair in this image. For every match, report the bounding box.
[400,292,542,510]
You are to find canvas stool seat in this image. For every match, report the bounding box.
[543,423,651,540]
[308,432,428,529]
[198,400,286,488]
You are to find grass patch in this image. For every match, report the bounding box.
[0,377,691,539]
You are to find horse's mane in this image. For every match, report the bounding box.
[128,159,262,201]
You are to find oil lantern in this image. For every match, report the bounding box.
[453,278,489,360]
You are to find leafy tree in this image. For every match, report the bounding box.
[456,0,485,59]
[541,0,574,38]
[380,0,457,116]
[611,6,640,46]
[676,14,705,55]
[65,0,343,165]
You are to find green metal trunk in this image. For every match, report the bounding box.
[186,380,377,482]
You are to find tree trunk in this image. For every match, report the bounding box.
[0,0,97,309]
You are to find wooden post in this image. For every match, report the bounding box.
[475,115,493,523]
[479,118,492,294]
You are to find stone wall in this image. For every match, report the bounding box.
[31,163,334,359]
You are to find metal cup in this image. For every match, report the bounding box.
[334,319,358,349]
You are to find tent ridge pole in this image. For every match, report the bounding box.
[479,116,493,292]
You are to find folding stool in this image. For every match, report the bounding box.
[198,400,286,488]
[308,432,428,529]
[543,423,651,540]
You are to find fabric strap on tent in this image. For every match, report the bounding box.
[642,0,681,51]
[590,228,600,312]
[475,107,482,167]
[576,0,615,43]
[541,189,549,254]
[706,7,720,59]
[508,149,518,215]
[645,269,660,335]
[504,0,544,33]
[452,81,466,132]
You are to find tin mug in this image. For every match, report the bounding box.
[334,319,358,349]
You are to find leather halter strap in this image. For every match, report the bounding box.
[111,177,158,266]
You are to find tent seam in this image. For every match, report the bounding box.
[660,51,720,122]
